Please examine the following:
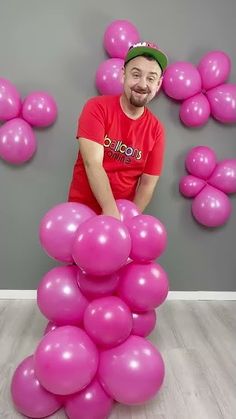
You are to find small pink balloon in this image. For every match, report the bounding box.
[0,118,37,164]
[116,199,141,222]
[77,270,119,300]
[44,321,59,335]
[206,83,236,124]
[192,185,232,227]
[22,91,57,127]
[132,310,157,337]
[198,50,231,91]
[0,78,21,121]
[11,355,62,418]
[180,93,211,127]
[103,20,140,59]
[208,159,236,194]
[179,175,206,198]
[163,61,202,100]
[185,146,217,179]
[95,58,124,95]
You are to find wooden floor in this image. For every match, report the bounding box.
[0,300,236,419]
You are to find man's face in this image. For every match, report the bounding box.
[122,56,163,107]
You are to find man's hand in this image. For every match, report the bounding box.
[102,205,121,220]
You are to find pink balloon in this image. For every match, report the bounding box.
[117,261,169,312]
[103,20,140,59]
[163,62,202,100]
[179,175,206,197]
[198,51,231,91]
[192,185,232,227]
[0,118,37,164]
[22,91,57,127]
[132,310,157,337]
[126,215,167,262]
[99,335,165,404]
[179,93,211,127]
[0,78,21,121]
[72,215,131,276]
[116,199,141,222]
[37,266,88,326]
[39,202,95,263]
[185,146,217,179]
[208,159,236,194]
[65,379,113,419]
[77,270,119,300]
[84,296,132,348]
[34,325,99,395]
[44,321,59,335]
[206,83,236,123]
[11,355,61,418]
[95,58,124,95]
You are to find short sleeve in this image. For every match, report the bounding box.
[143,122,165,176]
[76,98,106,145]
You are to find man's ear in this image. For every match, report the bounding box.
[157,76,163,91]
[120,66,125,85]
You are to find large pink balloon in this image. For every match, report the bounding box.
[185,146,217,179]
[179,93,211,127]
[22,91,57,127]
[0,118,37,164]
[132,310,157,337]
[84,296,132,348]
[34,326,99,395]
[206,83,236,123]
[118,261,169,312]
[39,202,95,263]
[0,78,21,121]
[11,355,61,418]
[179,175,206,198]
[126,215,167,262]
[198,51,231,91]
[192,185,232,227]
[116,199,140,223]
[77,269,119,300]
[95,58,124,95]
[103,20,140,59]
[72,215,131,276]
[208,159,236,194]
[99,335,165,404]
[163,62,202,100]
[65,379,114,419]
[37,265,88,326]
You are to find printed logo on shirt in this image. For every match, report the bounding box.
[104,135,142,164]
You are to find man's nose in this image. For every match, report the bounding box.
[137,77,147,89]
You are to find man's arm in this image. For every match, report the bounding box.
[133,173,160,212]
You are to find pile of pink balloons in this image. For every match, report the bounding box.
[11,199,169,418]
[180,146,236,227]
[0,77,57,164]
[95,20,140,95]
[163,50,236,127]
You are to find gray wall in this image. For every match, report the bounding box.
[0,0,235,290]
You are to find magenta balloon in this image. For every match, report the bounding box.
[99,335,165,404]
[126,215,167,262]
[208,159,236,194]
[77,270,119,300]
[116,199,141,222]
[103,20,140,59]
[72,215,131,276]
[0,118,37,164]
[0,78,21,121]
[163,61,202,100]
[179,93,211,127]
[179,175,206,198]
[185,146,217,179]
[44,321,59,335]
[39,202,95,263]
[84,296,132,348]
[95,58,124,95]
[198,51,231,91]
[206,83,236,123]
[37,265,88,326]
[22,91,57,127]
[132,310,157,337]
[11,355,61,418]
[117,261,169,312]
[34,325,99,395]
[192,185,232,227]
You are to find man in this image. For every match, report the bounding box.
[68,42,168,218]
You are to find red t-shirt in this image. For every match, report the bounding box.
[68,95,165,213]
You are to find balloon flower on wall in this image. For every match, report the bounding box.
[179,146,236,227]
[0,77,57,165]
[163,50,236,127]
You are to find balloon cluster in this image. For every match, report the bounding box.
[11,199,169,418]
[0,78,57,164]
[163,50,236,127]
[180,146,236,227]
[95,20,140,95]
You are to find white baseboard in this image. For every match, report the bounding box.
[0,290,236,300]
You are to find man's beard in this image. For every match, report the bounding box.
[129,89,150,107]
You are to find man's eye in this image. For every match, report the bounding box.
[148,78,155,83]
[132,74,139,78]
